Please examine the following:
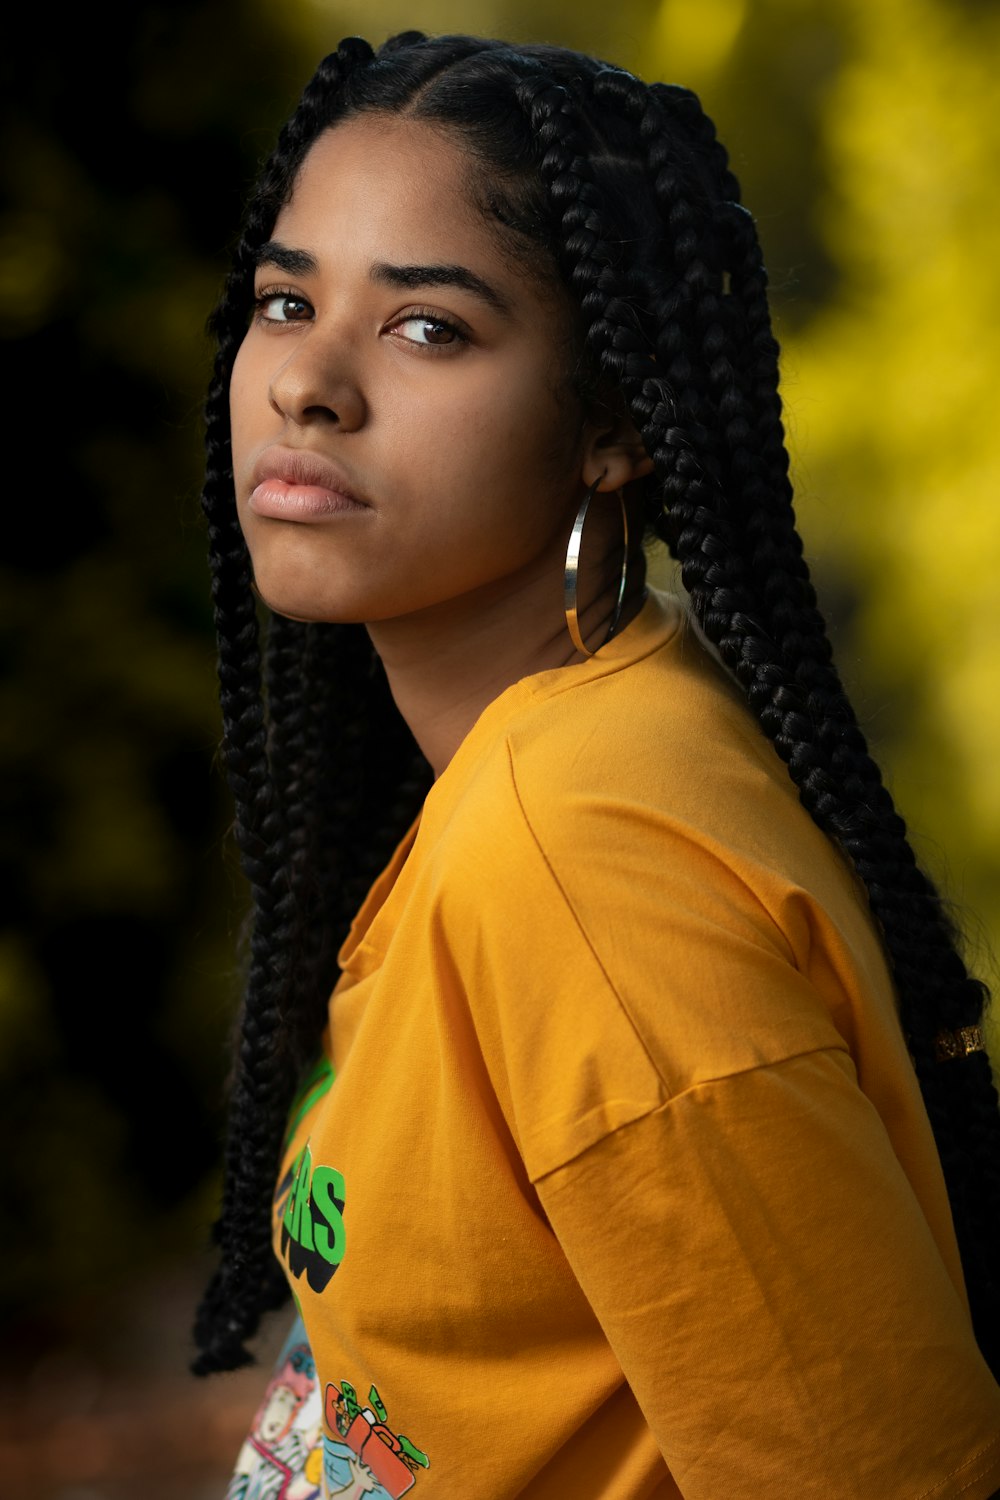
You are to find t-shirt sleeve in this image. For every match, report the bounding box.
[534,1048,1000,1500]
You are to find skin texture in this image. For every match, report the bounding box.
[230,114,652,775]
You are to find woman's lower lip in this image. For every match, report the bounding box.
[248,478,368,519]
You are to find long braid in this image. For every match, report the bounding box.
[264,615,310,1000]
[278,622,357,1066]
[262,616,342,1075]
[524,63,1000,1368]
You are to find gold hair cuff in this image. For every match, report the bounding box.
[934,1024,987,1062]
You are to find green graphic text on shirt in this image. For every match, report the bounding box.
[277,1140,346,1293]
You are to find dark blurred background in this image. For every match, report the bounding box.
[2,0,998,1494]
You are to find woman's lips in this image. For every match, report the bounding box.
[248,478,368,519]
[247,447,371,520]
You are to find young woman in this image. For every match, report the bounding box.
[195,31,1000,1500]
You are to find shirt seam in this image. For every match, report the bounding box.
[910,1431,1000,1500]
[529,1043,857,1183]
[504,734,668,1093]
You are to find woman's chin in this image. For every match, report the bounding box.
[251,579,365,626]
[245,548,374,621]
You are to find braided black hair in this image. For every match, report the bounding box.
[194,31,1000,1376]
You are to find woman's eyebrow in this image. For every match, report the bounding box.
[253,244,514,319]
[254,242,318,276]
[370,261,514,318]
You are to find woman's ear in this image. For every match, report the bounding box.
[579,393,655,491]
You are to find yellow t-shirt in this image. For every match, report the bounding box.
[262,589,1000,1500]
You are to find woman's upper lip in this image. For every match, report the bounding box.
[250,446,370,505]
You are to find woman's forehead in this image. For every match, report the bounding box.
[282,116,489,248]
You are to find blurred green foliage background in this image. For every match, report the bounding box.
[1,0,997,1478]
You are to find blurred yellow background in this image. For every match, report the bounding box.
[1,0,997,1494]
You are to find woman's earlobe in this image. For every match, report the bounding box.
[581,425,655,491]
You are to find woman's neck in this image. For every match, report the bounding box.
[367,566,646,779]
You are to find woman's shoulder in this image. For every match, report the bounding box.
[501,594,814,873]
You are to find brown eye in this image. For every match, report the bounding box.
[393,315,464,347]
[257,293,313,322]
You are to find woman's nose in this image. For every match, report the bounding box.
[267,336,367,431]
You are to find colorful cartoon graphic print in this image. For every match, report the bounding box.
[324,1380,429,1499]
[227,1322,324,1499]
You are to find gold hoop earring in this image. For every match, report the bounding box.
[563,479,630,658]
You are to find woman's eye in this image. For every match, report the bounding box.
[255,292,312,323]
[392,316,464,348]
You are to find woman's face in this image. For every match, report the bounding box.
[230,114,590,628]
